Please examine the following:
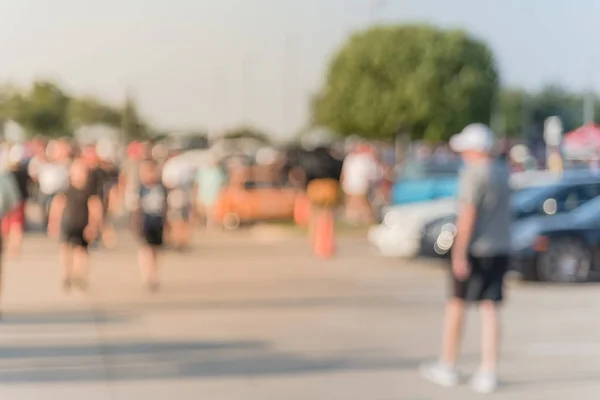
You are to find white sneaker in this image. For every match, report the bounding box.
[470,371,498,394]
[419,362,459,387]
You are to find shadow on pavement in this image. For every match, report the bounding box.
[1,310,137,326]
[0,340,266,360]
[104,296,442,313]
[0,339,424,383]
[501,371,600,392]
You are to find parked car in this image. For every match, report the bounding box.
[420,171,600,258]
[511,195,600,283]
[391,159,461,205]
[368,169,562,258]
[368,198,457,257]
[214,181,298,229]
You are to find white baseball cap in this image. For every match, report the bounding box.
[449,123,495,153]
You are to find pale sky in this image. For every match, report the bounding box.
[0,0,598,137]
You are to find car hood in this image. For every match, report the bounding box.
[382,199,456,223]
[513,213,587,235]
[381,199,457,234]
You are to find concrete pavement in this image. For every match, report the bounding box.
[0,229,598,399]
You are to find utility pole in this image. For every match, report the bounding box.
[281,35,291,135]
[584,92,595,124]
[584,55,596,124]
[242,51,252,125]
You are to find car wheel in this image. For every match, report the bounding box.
[223,213,241,230]
[537,238,592,283]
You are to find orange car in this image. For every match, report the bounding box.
[214,181,299,229]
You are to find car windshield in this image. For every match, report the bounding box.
[511,184,560,212]
[399,160,461,180]
[570,196,600,223]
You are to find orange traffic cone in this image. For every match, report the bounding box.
[313,210,335,258]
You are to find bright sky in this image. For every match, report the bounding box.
[0,0,598,137]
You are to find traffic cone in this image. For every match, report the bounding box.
[313,210,335,258]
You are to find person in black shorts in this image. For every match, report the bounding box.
[133,159,168,292]
[420,124,511,394]
[48,158,103,292]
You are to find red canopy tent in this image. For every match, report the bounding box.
[562,122,600,159]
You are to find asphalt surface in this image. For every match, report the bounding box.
[0,228,598,399]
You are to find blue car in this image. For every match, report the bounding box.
[391,159,461,205]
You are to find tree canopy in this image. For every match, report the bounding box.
[498,85,600,139]
[7,82,70,138]
[0,81,150,140]
[221,126,271,143]
[68,97,122,131]
[313,24,499,141]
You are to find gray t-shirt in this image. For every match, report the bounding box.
[457,160,511,256]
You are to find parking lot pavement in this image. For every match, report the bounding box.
[0,230,599,399]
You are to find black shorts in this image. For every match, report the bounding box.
[450,255,508,303]
[141,226,164,247]
[61,226,89,249]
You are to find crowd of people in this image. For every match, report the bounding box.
[0,137,229,294]
[0,126,536,393]
[0,137,391,291]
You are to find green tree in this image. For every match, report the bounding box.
[499,85,599,140]
[7,81,70,137]
[121,94,148,141]
[68,97,122,130]
[221,126,271,143]
[313,25,499,141]
[497,88,528,137]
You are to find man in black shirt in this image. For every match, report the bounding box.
[48,158,103,292]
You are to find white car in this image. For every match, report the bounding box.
[369,170,562,258]
[368,198,456,257]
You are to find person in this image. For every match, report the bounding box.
[341,144,377,225]
[305,146,343,258]
[82,144,119,249]
[133,159,168,292]
[35,139,71,229]
[98,154,121,248]
[194,153,225,228]
[48,158,103,292]
[420,124,511,394]
[121,141,149,222]
[162,149,194,250]
[0,164,23,318]
[2,145,30,258]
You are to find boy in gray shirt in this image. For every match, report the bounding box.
[421,124,511,394]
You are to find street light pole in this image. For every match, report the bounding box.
[584,92,595,124]
[584,55,596,124]
[281,35,291,135]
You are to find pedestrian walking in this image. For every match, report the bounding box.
[133,159,168,292]
[97,144,121,249]
[341,143,377,225]
[162,150,195,250]
[48,158,103,292]
[194,153,225,229]
[2,144,30,258]
[305,146,343,258]
[35,139,71,229]
[420,124,511,394]
[0,171,22,319]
